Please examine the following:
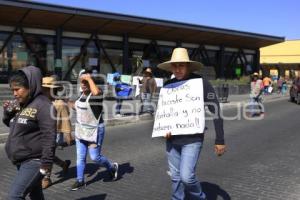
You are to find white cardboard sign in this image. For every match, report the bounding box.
[152,78,205,137]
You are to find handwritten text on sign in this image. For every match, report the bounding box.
[152,78,205,137]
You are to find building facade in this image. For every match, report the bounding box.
[0,0,284,83]
[260,40,300,79]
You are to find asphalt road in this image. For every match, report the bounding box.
[0,98,299,200]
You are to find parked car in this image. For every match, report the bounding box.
[290,77,300,104]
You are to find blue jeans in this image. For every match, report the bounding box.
[115,98,123,114]
[140,93,153,113]
[249,97,263,116]
[166,141,206,200]
[8,159,44,200]
[76,124,113,182]
[281,84,287,95]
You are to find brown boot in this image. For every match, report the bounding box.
[42,177,52,189]
[62,160,71,174]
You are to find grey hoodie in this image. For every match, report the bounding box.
[3,66,56,168]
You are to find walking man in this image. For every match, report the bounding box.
[156,48,226,200]
[249,72,264,117]
[41,76,72,189]
[139,68,157,115]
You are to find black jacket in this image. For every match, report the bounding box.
[3,66,56,167]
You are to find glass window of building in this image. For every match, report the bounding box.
[29,34,54,75]
[62,37,84,81]
[0,32,9,82]
[10,35,35,71]
[223,51,236,79]
[129,42,146,76]
[100,40,123,75]
[38,35,55,74]
[159,46,173,62]
[0,33,54,82]
[245,54,254,66]
[206,50,218,66]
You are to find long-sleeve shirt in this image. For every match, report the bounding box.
[140,77,157,95]
[250,79,263,98]
[53,99,73,145]
[164,73,225,145]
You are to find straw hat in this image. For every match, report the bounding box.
[157,48,203,72]
[42,76,60,88]
[145,68,152,73]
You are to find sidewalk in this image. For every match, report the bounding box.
[0,93,289,143]
[220,93,289,109]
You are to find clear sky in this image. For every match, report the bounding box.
[32,0,299,40]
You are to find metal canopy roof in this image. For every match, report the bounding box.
[0,0,284,49]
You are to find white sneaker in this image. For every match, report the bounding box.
[166,170,171,177]
[110,162,118,181]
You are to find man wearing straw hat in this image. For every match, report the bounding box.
[157,48,226,200]
[249,72,264,117]
[139,67,157,115]
[41,76,72,189]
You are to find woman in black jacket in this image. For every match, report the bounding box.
[3,66,56,200]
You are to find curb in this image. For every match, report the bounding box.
[220,96,289,110]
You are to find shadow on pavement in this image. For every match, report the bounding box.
[52,162,134,187]
[201,182,231,200]
[88,162,134,184]
[113,162,134,180]
[75,194,107,200]
[122,112,138,116]
[52,163,104,186]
